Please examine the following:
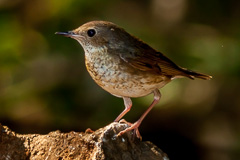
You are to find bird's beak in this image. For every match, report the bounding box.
[55,31,77,38]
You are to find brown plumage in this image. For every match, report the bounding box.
[56,21,212,139]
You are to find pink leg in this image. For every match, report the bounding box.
[114,97,132,122]
[118,89,161,139]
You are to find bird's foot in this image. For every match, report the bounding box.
[85,128,94,133]
[118,119,142,140]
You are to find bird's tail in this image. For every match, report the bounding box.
[181,68,212,80]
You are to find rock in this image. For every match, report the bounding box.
[0,122,168,160]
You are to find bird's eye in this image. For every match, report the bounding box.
[87,29,96,37]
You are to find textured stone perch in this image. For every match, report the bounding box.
[0,122,168,160]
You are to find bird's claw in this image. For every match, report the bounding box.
[117,119,142,140]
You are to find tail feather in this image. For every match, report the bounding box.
[182,68,212,80]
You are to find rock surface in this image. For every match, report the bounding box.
[0,122,168,160]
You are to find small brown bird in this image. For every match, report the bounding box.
[56,21,212,139]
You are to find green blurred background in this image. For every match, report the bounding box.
[0,0,240,159]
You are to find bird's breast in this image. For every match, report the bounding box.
[84,49,170,98]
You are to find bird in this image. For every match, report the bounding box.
[56,21,212,139]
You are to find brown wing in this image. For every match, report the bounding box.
[119,40,212,80]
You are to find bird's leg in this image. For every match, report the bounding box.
[114,97,132,122]
[118,89,161,139]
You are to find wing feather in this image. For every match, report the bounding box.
[118,38,211,80]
